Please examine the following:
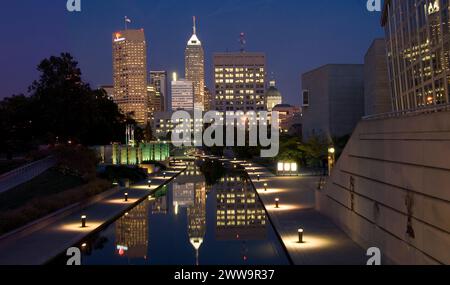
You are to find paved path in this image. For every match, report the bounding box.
[0,166,186,265]
[241,163,366,265]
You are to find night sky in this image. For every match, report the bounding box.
[0,0,384,105]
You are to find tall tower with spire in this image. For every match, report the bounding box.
[185,16,206,110]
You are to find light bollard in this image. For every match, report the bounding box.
[81,215,87,228]
[264,183,268,192]
[275,198,280,208]
[124,192,128,202]
[298,229,304,243]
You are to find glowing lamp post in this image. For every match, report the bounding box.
[264,183,268,192]
[124,192,128,202]
[298,228,304,243]
[257,174,260,181]
[163,172,167,179]
[328,147,336,176]
[81,215,87,228]
[148,180,152,188]
[275,198,280,208]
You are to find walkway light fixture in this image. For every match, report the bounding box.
[264,183,268,192]
[298,228,304,243]
[81,215,87,228]
[163,172,167,178]
[257,174,260,181]
[124,192,128,202]
[275,198,280,208]
[328,146,336,176]
[148,179,152,188]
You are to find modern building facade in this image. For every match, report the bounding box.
[213,52,266,112]
[204,87,212,112]
[265,81,283,112]
[147,84,162,122]
[185,17,206,110]
[301,64,364,140]
[112,29,148,125]
[150,71,168,112]
[382,0,450,111]
[171,76,195,111]
[364,39,392,116]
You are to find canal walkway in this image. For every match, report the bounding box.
[0,166,186,265]
[205,156,366,265]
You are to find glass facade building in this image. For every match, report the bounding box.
[382,0,450,111]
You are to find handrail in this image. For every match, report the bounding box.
[362,103,450,121]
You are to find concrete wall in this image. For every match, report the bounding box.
[302,64,364,140]
[364,39,392,116]
[316,111,450,265]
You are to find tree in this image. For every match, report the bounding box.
[0,53,133,154]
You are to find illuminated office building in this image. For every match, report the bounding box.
[213,52,266,112]
[382,0,450,111]
[112,29,148,125]
[150,71,168,112]
[172,75,195,111]
[185,17,206,110]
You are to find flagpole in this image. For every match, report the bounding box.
[125,16,128,30]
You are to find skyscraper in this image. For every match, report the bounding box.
[171,73,195,111]
[112,29,148,125]
[150,71,168,112]
[382,0,450,111]
[147,84,162,122]
[213,52,266,112]
[185,16,205,110]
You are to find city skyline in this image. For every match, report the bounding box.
[0,0,384,105]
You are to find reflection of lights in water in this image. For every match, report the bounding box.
[116,245,128,256]
[174,201,179,215]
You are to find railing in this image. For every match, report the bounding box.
[0,156,57,194]
[362,103,450,121]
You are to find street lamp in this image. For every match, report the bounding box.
[81,215,87,228]
[328,146,336,176]
[298,228,304,243]
[275,198,280,208]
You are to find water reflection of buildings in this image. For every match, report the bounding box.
[152,196,168,214]
[187,182,207,265]
[115,201,149,259]
[215,176,266,241]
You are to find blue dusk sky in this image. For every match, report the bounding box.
[0,0,384,105]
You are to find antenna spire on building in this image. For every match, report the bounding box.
[239,32,246,52]
[193,16,197,35]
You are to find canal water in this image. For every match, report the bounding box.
[77,162,290,265]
